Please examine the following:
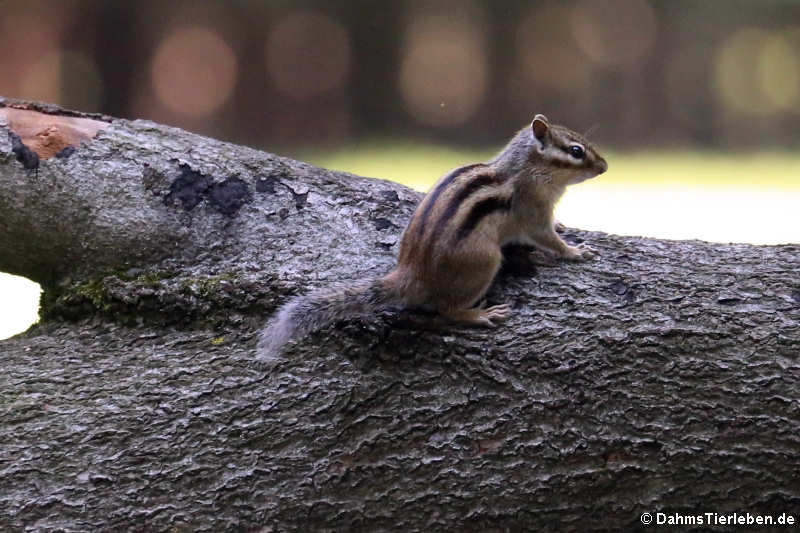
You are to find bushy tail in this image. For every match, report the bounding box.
[256,277,398,365]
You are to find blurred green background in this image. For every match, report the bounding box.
[1,0,799,339]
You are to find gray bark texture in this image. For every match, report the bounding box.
[1,98,799,532]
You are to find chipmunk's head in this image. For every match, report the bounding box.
[529,114,607,185]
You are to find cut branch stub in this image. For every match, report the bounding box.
[0,106,108,161]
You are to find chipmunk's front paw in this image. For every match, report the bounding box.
[564,243,596,261]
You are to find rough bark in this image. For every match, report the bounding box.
[1,98,799,532]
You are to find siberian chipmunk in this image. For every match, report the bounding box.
[257,114,607,364]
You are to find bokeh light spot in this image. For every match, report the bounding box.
[571,0,657,69]
[0,17,60,99]
[265,11,351,100]
[18,49,61,104]
[759,34,800,110]
[715,29,772,115]
[151,26,238,117]
[399,14,487,127]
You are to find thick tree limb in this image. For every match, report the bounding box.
[1,98,799,532]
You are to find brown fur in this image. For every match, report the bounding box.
[386,114,607,320]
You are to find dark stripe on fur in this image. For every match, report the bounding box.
[456,195,513,242]
[414,163,484,237]
[430,173,499,240]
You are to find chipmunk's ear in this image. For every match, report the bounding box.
[531,114,550,150]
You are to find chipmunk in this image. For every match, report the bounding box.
[257,114,607,364]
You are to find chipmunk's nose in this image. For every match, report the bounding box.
[597,157,608,173]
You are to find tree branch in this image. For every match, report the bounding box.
[1,98,799,532]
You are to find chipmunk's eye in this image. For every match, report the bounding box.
[569,145,585,159]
